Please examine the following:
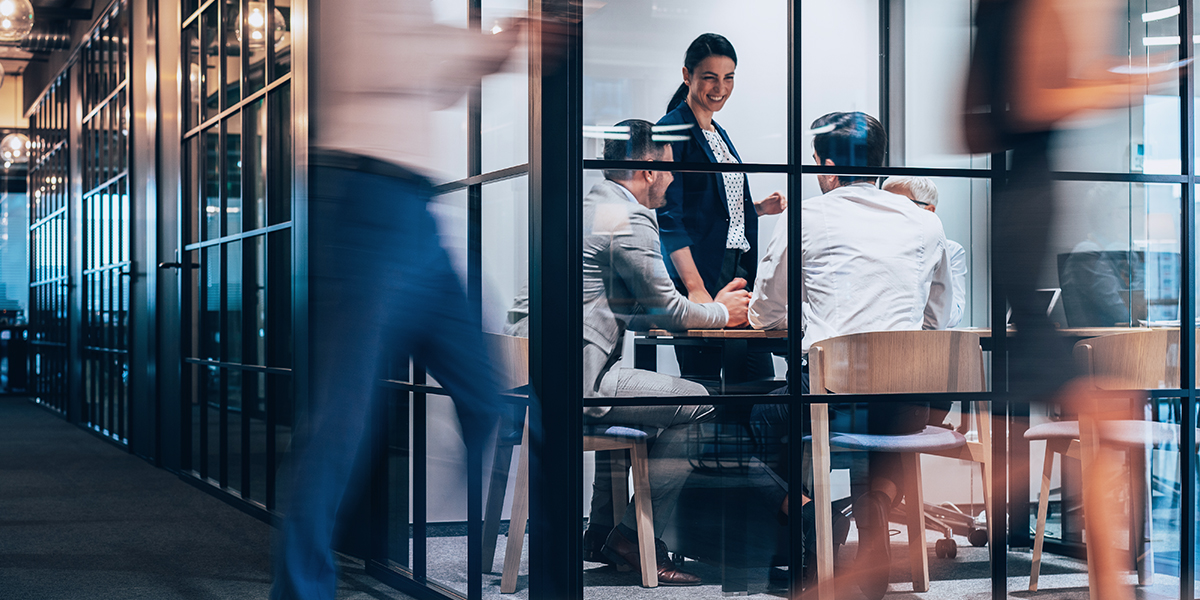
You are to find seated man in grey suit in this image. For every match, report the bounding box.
[507,119,750,585]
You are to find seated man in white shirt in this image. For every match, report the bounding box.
[747,112,952,599]
[881,176,968,327]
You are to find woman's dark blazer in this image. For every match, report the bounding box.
[655,101,758,296]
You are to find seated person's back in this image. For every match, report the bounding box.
[801,180,952,351]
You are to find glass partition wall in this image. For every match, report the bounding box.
[524,0,1199,599]
[81,6,132,444]
[177,0,296,512]
[367,0,1200,599]
[28,79,70,415]
[17,0,1200,598]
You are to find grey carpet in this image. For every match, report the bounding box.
[0,397,410,600]
[2,396,1171,600]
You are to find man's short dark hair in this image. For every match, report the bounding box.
[603,119,670,181]
[811,112,887,186]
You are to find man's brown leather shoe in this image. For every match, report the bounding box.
[600,528,701,586]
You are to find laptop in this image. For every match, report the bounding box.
[1006,288,1061,325]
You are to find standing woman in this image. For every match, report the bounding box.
[657,33,786,385]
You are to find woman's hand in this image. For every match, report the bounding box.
[755,191,787,216]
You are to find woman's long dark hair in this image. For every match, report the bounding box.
[667,33,738,114]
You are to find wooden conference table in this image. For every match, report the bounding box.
[635,327,1147,393]
[635,325,1155,389]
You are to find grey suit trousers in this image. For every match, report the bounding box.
[587,368,714,537]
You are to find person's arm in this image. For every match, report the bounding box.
[923,236,954,330]
[749,219,789,330]
[1011,0,1179,129]
[669,247,711,303]
[611,209,738,330]
[319,0,524,108]
[948,242,968,328]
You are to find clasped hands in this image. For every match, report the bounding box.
[690,277,751,327]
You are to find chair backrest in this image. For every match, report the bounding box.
[1074,328,1192,390]
[809,330,986,395]
[484,333,529,392]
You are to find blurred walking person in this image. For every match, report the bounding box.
[964,1,1179,598]
[270,3,530,598]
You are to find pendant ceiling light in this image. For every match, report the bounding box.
[0,0,34,43]
[1,132,29,164]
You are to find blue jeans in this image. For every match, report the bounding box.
[271,160,500,600]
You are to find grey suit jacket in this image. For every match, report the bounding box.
[506,180,727,415]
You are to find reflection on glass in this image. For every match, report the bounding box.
[245,371,267,504]
[1051,182,1180,328]
[268,84,292,225]
[228,367,243,490]
[245,234,266,367]
[203,4,220,121]
[482,177,528,331]
[272,0,292,79]
[203,245,220,361]
[186,135,201,243]
[185,21,202,130]
[225,119,243,235]
[245,99,267,231]
[223,0,242,108]
[226,239,242,364]
[203,127,220,240]
[266,229,292,368]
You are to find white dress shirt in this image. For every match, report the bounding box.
[313,0,517,175]
[749,218,789,330]
[750,183,953,353]
[947,239,968,328]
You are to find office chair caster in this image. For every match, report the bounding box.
[967,527,988,547]
[934,537,958,559]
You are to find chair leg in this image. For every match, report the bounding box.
[810,403,835,600]
[901,453,929,593]
[629,439,658,588]
[1031,440,1062,591]
[610,450,629,530]
[500,416,531,594]
[483,439,516,573]
[1129,445,1152,586]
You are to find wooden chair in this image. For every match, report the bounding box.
[808,330,991,600]
[1027,328,1186,591]
[481,333,659,593]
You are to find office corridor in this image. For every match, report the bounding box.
[0,397,407,600]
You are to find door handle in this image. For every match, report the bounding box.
[158,261,198,270]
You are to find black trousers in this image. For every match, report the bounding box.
[675,247,776,387]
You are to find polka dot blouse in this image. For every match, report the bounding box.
[702,128,751,252]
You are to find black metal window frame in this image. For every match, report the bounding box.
[522,2,1200,600]
[177,0,296,516]
[28,77,71,417]
[356,0,532,596]
[80,4,133,445]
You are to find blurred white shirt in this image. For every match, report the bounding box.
[313,0,518,175]
[749,182,953,354]
[947,239,968,328]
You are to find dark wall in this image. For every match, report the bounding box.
[23,0,104,115]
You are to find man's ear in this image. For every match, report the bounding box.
[823,158,836,167]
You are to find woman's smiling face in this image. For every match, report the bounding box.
[684,55,736,115]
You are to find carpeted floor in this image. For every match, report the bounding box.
[0,397,409,600]
[2,395,1176,600]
